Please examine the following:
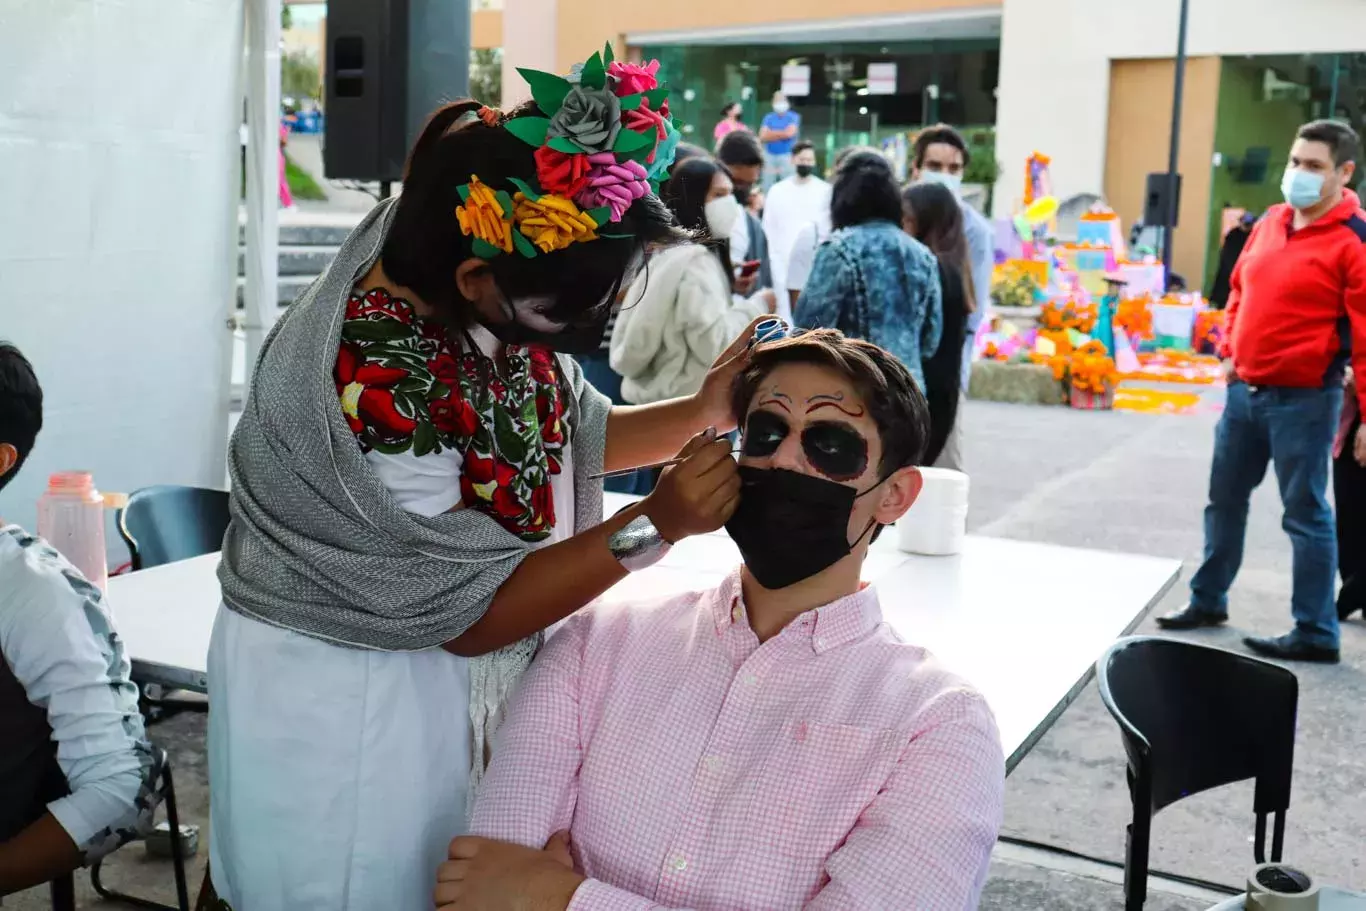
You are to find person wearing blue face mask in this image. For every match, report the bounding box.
[1158,119,1366,664]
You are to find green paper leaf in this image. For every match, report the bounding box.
[586,205,612,227]
[512,231,539,258]
[603,42,615,66]
[580,52,606,90]
[613,129,654,154]
[494,189,516,217]
[507,177,542,201]
[412,420,437,458]
[547,136,582,154]
[617,93,643,111]
[457,184,471,203]
[518,68,572,116]
[644,87,669,109]
[599,232,633,240]
[503,116,551,148]
[471,236,503,259]
[621,142,655,165]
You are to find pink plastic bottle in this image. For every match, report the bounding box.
[37,471,109,593]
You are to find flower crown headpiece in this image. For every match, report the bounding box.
[456,43,681,260]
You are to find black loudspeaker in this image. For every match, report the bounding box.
[324,0,471,182]
[1144,172,1183,227]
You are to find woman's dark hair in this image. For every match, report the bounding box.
[719,101,742,120]
[830,149,902,231]
[669,142,710,177]
[0,342,42,493]
[902,181,975,313]
[380,99,687,329]
[662,156,734,279]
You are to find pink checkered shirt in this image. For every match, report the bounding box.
[470,568,1005,910]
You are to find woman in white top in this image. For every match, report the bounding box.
[611,157,776,405]
[208,52,762,911]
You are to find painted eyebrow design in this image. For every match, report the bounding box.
[805,393,865,417]
[758,387,792,412]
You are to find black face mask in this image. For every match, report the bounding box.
[725,466,880,591]
[479,298,614,355]
[734,185,752,207]
[795,164,815,179]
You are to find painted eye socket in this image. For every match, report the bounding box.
[742,410,788,457]
[801,423,869,481]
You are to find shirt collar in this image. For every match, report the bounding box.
[710,567,883,655]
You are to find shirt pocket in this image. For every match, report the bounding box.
[752,720,902,861]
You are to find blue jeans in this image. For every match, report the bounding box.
[575,352,656,496]
[1189,382,1343,648]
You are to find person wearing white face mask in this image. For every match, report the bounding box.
[759,91,801,191]
[1157,119,1366,665]
[612,157,777,409]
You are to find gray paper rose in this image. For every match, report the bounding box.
[547,87,621,154]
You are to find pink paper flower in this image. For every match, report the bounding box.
[623,98,670,163]
[575,152,650,223]
[607,59,660,96]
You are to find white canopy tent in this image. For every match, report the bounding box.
[0,0,280,539]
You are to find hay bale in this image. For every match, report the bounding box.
[968,361,1066,405]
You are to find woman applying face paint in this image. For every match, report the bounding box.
[206,50,760,910]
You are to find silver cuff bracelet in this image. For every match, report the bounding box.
[608,514,672,572]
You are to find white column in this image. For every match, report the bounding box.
[242,0,283,384]
[500,0,559,108]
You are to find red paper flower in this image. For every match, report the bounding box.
[607,59,660,96]
[622,100,669,163]
[534,146,592,197]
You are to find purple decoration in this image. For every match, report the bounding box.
[575,151,650,223]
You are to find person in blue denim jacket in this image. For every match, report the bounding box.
[795,149,942,392]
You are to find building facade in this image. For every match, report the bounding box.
[468,0,1366,285]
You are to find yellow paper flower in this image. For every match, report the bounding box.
[513,192,599,254]
[456,175,513,254]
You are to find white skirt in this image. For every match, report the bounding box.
[207,606,472,911]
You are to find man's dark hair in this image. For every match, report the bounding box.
[792,139,815,157]
[717,130,763,168]
[382,100,689,329]
[669,142,710,177]
[0,342,43,493]
[1297,119,1361,167]
[912,124,971,170]
[829,149,902,230]
[730,328,929,474]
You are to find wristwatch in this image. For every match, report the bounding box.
[608,514,672,572]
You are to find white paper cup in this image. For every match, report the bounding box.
[897,468,969,556]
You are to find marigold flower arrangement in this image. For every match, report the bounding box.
[1069,340,1119,394]
[454,43,679,259]
[1114,296,1155,340]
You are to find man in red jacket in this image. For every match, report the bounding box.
[1159,120,1366,663]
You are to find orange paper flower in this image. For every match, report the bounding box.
[513,192,599,254]
[455,175,513,254]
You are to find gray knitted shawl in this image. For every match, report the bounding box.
[218,199,610,784]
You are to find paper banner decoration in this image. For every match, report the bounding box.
[1113,327,1141,373]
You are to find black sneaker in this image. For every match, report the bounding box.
[1243,633,1340,664]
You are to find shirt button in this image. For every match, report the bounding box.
[669,854,688,873]
[703,755,723,773]
[731,602,743,622]
[814,637,825,649]
[742,674,758,686]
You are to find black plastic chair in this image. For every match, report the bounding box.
[89,744,192,911]
[1097,636,1298,911]
[117,485,230,572]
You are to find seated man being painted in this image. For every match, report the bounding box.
[437,329,1005,911]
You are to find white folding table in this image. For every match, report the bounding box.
[106,493,1180,772]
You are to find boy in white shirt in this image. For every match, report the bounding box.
[0,342,159,896]
[762,140,832,297]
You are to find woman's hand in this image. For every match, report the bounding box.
[643,429,741,542]
[691,315,770,433]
